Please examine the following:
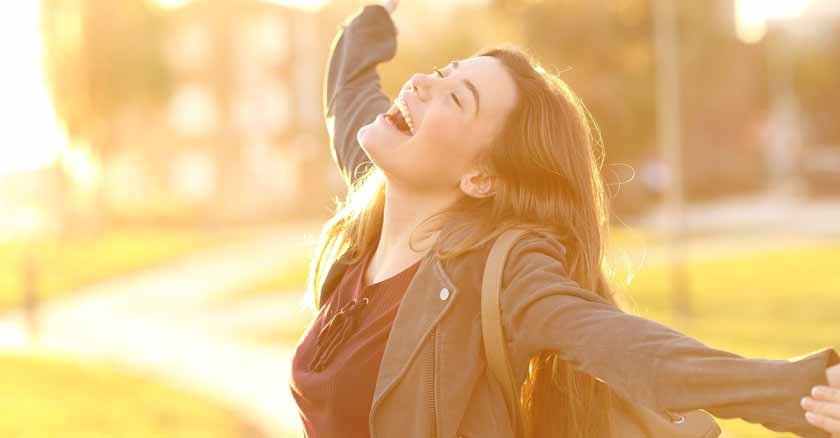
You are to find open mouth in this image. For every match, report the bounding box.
[384,97,416,136]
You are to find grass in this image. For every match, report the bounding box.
[0,227,247,313]
[0,352,263,438]
[620,244,840,322]
[614,241,840,438]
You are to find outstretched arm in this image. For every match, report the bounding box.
[323,3,398,188]
[498,232,840,437]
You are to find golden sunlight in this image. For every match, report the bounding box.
[0,2,68,175]
[154,0,331,12]
[261,0,332,11]
[735,0,813,43]
[154,0,193,9]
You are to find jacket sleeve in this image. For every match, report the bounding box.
[498,233,840,438]
[323,4,396,188]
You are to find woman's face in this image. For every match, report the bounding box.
[357,55,518,197]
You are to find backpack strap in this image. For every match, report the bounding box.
[481,227,531,438]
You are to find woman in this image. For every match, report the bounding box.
[289,1,840,437]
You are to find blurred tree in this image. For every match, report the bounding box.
[40,0,170,231]
[519,0,656,163]
[796,26,840,145]
[41,0,170,160]
[677,0,768,198]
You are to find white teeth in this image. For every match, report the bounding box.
[396,97,415,135]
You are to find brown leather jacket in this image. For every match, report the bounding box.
[321,5,840,437]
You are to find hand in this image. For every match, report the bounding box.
[802,362,840,436]
[381,0,399,15]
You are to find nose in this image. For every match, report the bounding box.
[406,72,439,102]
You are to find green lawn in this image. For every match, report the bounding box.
[0,227,246,313]
[0,352,263,438]
[616,241,840,438]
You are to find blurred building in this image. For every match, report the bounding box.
[98,0,327,224]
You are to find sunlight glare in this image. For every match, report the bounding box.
[61,140,102,193]
[0,3,68,175]
[261,0,331,12]
[155,0,193,10]
[735,0,813,43]
[155,0,331,12]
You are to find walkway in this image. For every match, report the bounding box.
[0,221,321,437]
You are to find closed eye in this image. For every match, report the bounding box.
[434,67,462,110]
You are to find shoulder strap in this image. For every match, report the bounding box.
[481,227,531,438]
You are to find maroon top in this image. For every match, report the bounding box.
[289,242,423,438]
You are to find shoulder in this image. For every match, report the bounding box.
[501,228,569,281]
[507,228,568,259]
[434,222,572,293]
[442,226,571,291]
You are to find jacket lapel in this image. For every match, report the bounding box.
[367,217,465,428]
[317,218,468,432]
[369,254,458,407]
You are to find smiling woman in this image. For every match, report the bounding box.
[357,53,517,193]
[292,2,840,438]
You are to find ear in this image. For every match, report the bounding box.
[458,168,496,199]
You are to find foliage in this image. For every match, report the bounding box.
[41,0,170,155]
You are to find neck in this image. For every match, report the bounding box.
[375,182,458,261]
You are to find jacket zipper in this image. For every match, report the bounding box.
[426,327,438,438]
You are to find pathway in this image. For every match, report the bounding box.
[0,221,321,437]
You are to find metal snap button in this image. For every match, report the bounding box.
[669,413,685,424]
[439,287,450,301]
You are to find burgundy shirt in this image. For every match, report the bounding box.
[289,244,422,438]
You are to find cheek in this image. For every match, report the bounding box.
[417,112,473,164]
[378,110,483,189]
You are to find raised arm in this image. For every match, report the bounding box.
[323,3,397,188]
[498,232,840,437]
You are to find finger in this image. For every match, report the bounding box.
[826,363,840,388]
[802,397,840,419]
[383,0,398,14]
[805,411,840,433]
[813,385,840,403]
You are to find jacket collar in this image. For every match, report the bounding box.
[318,214,466,307]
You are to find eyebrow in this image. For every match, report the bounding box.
[451,60,480,117]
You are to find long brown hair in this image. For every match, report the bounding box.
[306,45,626,437]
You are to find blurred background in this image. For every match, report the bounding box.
[0,0,837,436]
